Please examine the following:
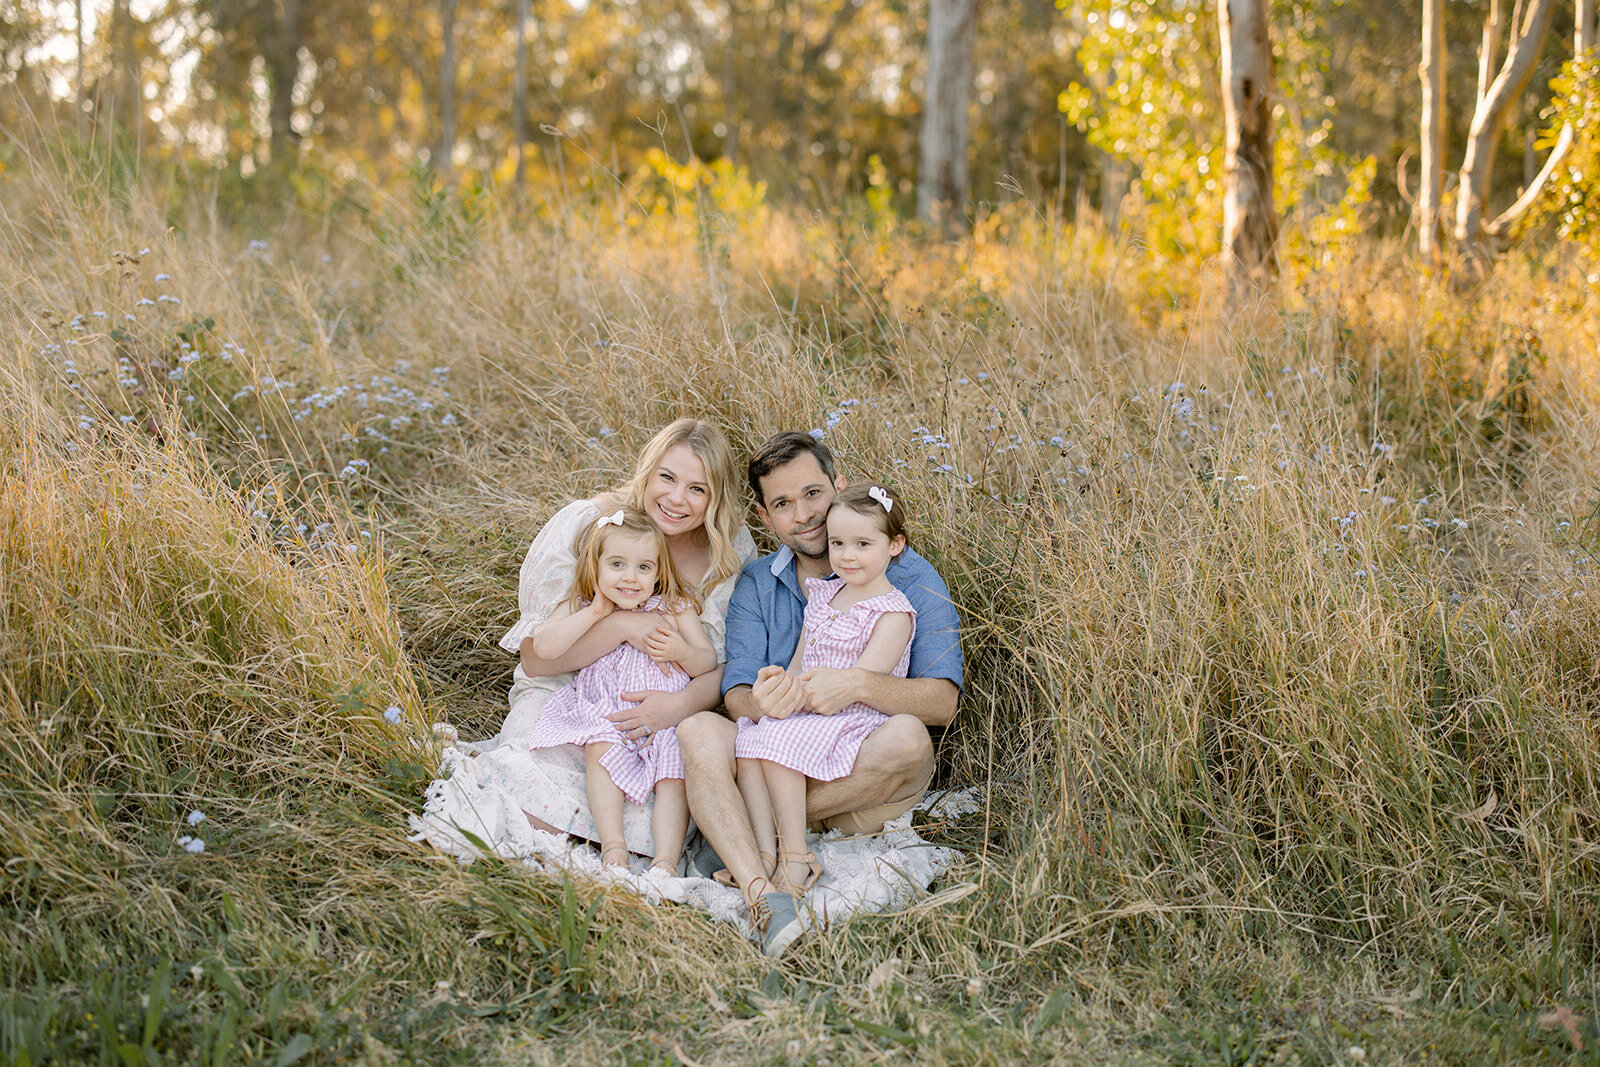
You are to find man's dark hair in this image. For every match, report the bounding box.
[747,431,838,505]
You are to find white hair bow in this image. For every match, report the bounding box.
[596,509,626,528]
[867,486,893,513]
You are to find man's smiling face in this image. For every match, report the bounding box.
[755,453,846,561]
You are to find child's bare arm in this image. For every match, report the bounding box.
[529,597,612,661]
[643,610,718,677]
[673,611,718,677]
[851,612,912,673]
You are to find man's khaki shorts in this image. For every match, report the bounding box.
[808,787,926,836]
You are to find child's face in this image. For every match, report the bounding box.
[595,530,661,608]
[826,507,904,587]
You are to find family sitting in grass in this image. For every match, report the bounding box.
[441,420,962,956]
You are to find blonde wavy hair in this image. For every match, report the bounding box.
[619,418,744,593]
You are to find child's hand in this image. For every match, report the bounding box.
[588,593,617,621]
[643,622,689,676]
[752,664,804,720]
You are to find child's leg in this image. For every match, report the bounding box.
[736,758,778,872]
[649,779,688,872]
[761,760,819,892]
[584,743,628,867]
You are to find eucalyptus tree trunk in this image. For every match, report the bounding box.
[721,3,739,163]
[73,0,84,129]
[1219,0,1278,287]
[1477,0,1504,105]
[1418,0,1446,260]
[437,0,460,178]
[917,0,977,233]
[1488,0,1596,236]
[268,0,302,163]
[1454,0,1554,255]
[109,0,137,135]
[513,0,530,191]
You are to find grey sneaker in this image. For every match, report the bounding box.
[757,891,807,958]
[684,837,727,880]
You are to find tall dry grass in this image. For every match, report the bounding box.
[3,124,1599,1062]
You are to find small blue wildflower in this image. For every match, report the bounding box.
[187,810,206,826]
[384,706,403,724]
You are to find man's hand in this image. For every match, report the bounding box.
[796,667,860,716]
[608,688,684,743]
[752,664,805,719]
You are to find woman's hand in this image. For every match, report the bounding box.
[605,689,683,743]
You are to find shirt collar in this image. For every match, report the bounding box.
[769,544,796,577]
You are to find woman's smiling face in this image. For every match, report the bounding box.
[641,443,712,537]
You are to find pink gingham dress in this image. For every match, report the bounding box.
[522,596,688,805]
[734,578,916,781]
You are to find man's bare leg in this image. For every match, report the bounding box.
[804,714,934,824]
[677,712,772,894]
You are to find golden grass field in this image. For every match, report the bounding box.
[2,132,1599,1063]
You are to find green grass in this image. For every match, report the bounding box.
[1,132,1598,1063]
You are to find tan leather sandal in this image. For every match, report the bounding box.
[712,850,775,888]
[777,845,823,896]
[599,843,630,868]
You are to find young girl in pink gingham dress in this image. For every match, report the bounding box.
[522,505,715,875]
[734,483,916,895]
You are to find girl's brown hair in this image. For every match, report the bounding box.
[567,504,700,612]
[827,483,909,544]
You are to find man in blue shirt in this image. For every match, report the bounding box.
[677,432,963,954]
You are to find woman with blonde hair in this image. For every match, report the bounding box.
[412,418,757,865]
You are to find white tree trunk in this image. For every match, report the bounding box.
[1219,0,1278,286]
[917,0,977,232]
[1477,0,1504,105]
[1454,0,1554,252]
[1487,0,1596,235]
[73,0,84,128]
[1419,0,1446,259]
[513,0,530,191]
[437,0,460,178]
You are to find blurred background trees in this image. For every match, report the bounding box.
[0,0,1595,267]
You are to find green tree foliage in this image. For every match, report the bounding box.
[1059,0,1371,264]
[1535,50,1600,265]
[1059,0,1224,256]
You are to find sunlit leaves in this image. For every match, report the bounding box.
[1533,52,1600,267]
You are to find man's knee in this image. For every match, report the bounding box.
[875,715,934,780]
[676,711,735,769]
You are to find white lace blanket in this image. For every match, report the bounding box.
[408,747,977,938]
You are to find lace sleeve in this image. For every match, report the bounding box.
[498,499,601,653]
[696,524,759,661]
